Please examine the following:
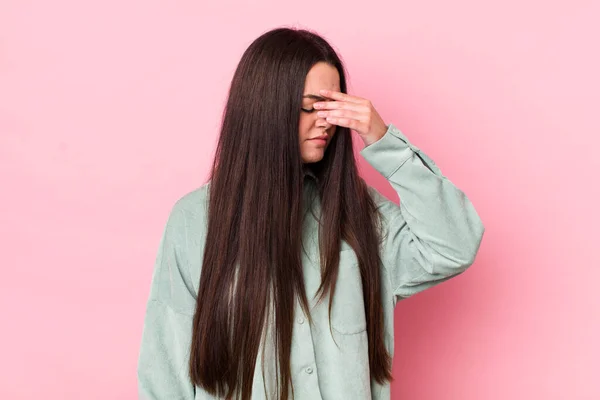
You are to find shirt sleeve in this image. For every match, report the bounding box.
[137,202,197,399]
[360,123,485,304]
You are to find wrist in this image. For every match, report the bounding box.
[362,124,388,147]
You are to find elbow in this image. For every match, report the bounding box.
[458,221,485,269]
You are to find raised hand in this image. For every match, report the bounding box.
[313,89,388,146]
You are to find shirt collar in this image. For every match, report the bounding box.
[302,165,318,181]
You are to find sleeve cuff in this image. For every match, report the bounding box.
[359,123,417,178]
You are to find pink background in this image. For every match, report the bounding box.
[1,1,599,399]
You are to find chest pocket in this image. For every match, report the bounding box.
[329,244,367,335]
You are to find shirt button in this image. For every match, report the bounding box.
[297,317,304,324]
[305,367,313,374]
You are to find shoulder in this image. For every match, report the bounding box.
[164,182,211,234]
[162,183,211,284]
[172,182,210,216]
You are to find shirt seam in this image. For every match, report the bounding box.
[181,208,195,295]
[150,298,195,318]
[384,154,412,179]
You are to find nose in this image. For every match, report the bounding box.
[316,117,332,130]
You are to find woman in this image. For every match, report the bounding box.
[137,27,485,400]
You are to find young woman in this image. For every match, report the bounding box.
[137,27,485,400]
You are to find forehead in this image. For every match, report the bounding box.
[303,62,340,95]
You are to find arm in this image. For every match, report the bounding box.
[361,123,485,304]
[137,202,197,399]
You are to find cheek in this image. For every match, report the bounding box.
[298,115,312,137]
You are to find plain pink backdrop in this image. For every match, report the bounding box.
[1,0,599,399]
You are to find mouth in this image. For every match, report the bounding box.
[308,134,329,141]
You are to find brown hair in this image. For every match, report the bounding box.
[189,27,392,399]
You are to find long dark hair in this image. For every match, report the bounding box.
[189,27,392,399]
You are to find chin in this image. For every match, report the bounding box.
[302,158,322,164]
[301,152,325,164]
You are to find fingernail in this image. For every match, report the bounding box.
[317,111,327,117]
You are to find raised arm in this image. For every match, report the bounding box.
[361,123,485,303]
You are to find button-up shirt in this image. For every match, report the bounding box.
[137,123,485,399]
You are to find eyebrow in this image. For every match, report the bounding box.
[302,94,327,101]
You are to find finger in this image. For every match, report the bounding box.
[319,89,364,104]
[325,116,362,131]
[313,101,368,113]
[317,109,365,121]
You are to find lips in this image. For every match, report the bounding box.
[309,134,328,141]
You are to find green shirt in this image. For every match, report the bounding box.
[137,123,485,399]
